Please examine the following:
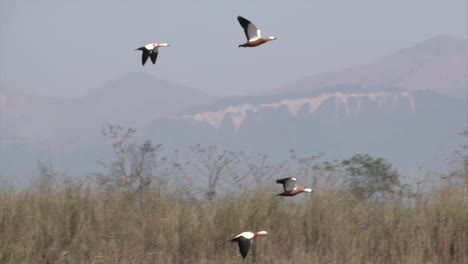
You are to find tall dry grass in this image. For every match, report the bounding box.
[1,178,467,264]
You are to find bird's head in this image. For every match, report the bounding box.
[267,36,277,40]
[254,231,268,237]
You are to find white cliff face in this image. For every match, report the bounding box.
[181,91,416,131]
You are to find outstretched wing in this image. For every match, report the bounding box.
[150,48,159,64]
[276,177,297,192]
[237,16,260,42]
[141,51,149,65]
[237,237,252,259]
[136,47,150,66]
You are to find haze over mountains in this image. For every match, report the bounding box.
[0,35,466,180]
[0,72,213,142]
[270,35,468,98]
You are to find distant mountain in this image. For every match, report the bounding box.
[0,73,215,179]
[180,87,416,131]
[83,72,213,126]
[148,86,465,169]
[146,35,467,168]
[1,36,466,181]
[0,72,214,146]
[268,35,468,98]
[0,86,79,141]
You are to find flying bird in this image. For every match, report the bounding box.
[135,43,170,65]
[227,231,268,258]
[237,16,276,47]
[276,177,312,196]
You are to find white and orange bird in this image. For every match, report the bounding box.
[227,231,268,258]
[135,43,170,65]
[276,177,312,196]
[237,16,276,48]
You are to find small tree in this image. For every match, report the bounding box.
[341,154,405,201]
[446,129,468,188]
[36,161,58,195]
[177,145,241,201]
[95,124,168,201]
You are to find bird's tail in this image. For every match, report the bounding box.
[226,238,236,243]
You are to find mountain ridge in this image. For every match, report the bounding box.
[180,88,417,131]
[0,72,214,141]
[1,35,466,179]
[265,35,467,98]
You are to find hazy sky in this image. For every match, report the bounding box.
[1,0,467,97]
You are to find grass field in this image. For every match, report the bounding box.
[1,176,466,263]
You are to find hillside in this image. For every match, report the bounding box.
[149,87,465,169]
[1,36,466,179]
[0,72,213,142]
[267,35,467,98]
[0,73,214,178]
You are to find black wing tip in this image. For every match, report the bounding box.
[150,52,158,64]
[140,50,150,66]
[276,177,293,184]
[238,240,251,258]
[237,16,251,26]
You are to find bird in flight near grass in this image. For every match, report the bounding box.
[276,177,313,196]
[227,231,268,258]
